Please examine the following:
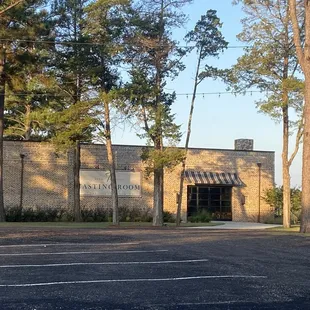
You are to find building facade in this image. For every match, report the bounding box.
[3,139,275,222]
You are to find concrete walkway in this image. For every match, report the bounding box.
[188,221,282,230]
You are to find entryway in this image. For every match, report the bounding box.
[187,185,232,220]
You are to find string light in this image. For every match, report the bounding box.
[0,90,264,97]
[0,38,307,50]
[175,90,261,97]
[0,38,252,49]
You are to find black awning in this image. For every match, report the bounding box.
[184,171,243,186]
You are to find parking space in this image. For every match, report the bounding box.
[0,227,310,309]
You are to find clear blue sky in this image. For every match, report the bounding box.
[112,0,302,187]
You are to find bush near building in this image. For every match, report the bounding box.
[187,211,212,223]
[263,186,301,224]
[4,206,156,223]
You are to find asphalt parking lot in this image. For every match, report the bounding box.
[0,226,310,309]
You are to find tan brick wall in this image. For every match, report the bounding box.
[164,148,274,222]
[3,142,275,222]
[4,141,69,208]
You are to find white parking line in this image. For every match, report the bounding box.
[0,259,209,268]
[0,242,140,248]
[154,301,252,306]
[0,275,267,287]
[0,249,168,256]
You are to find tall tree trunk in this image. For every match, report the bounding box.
[19,154,25,211]
[282,148,291,229]
[153,133,164,226]
[176,48,202,226]
[72,19,82,221]
[289,0,310,233]
[282,15,291,229]
[153,122,164,226]
[282,165,291,227]
[152,100,164,226]
[73,141,81,222]
[103,96,119,225]
[282,86,291,228]
[300,79,310,232]
[152,0,165,227]
[153,167,164,226]
[299,2,310,233]
[0,46,6,222]
[152,104,164,226]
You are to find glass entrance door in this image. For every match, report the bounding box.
[187,186,232,220]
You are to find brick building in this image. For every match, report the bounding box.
[3,139,275,222]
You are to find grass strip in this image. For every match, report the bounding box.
[0,221,221,229]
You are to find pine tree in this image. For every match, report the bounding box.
[0,0,53,221]
[176,10,228,225]
[83,0,132,225]
[48,0,98,221]
[232,0,304,228]
[122,0,192,226]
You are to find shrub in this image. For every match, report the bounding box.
[59,210,74,222]
[5,206,22,222]
[4,205,154,223]
[264,215,283,225]
[163,211,175,223]
[263,186,302,223]
[81,207,110,222]
[6,205,56,222]
[5,206,71,222]
[80,206,152,222]
[188,210,211,223]
[118,206,152,222]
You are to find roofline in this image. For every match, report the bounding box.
[4,140,275,154]
[109,143,275,154]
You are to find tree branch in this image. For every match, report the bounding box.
[5,116,25,127]
[0,0,24,15]
[288,117,304,167]
[288,0,305,71]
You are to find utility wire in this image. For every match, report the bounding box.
[0,38,250,49]
[0,38,305,50]
[176,90,261,97]
[0,90,261,97]
[0,38,103,46]
[0,38,306,49]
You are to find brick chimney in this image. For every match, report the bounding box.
[234,139,254,151]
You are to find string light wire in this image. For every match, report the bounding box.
[0,90,263,97]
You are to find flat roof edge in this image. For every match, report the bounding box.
[3,141,275,154]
